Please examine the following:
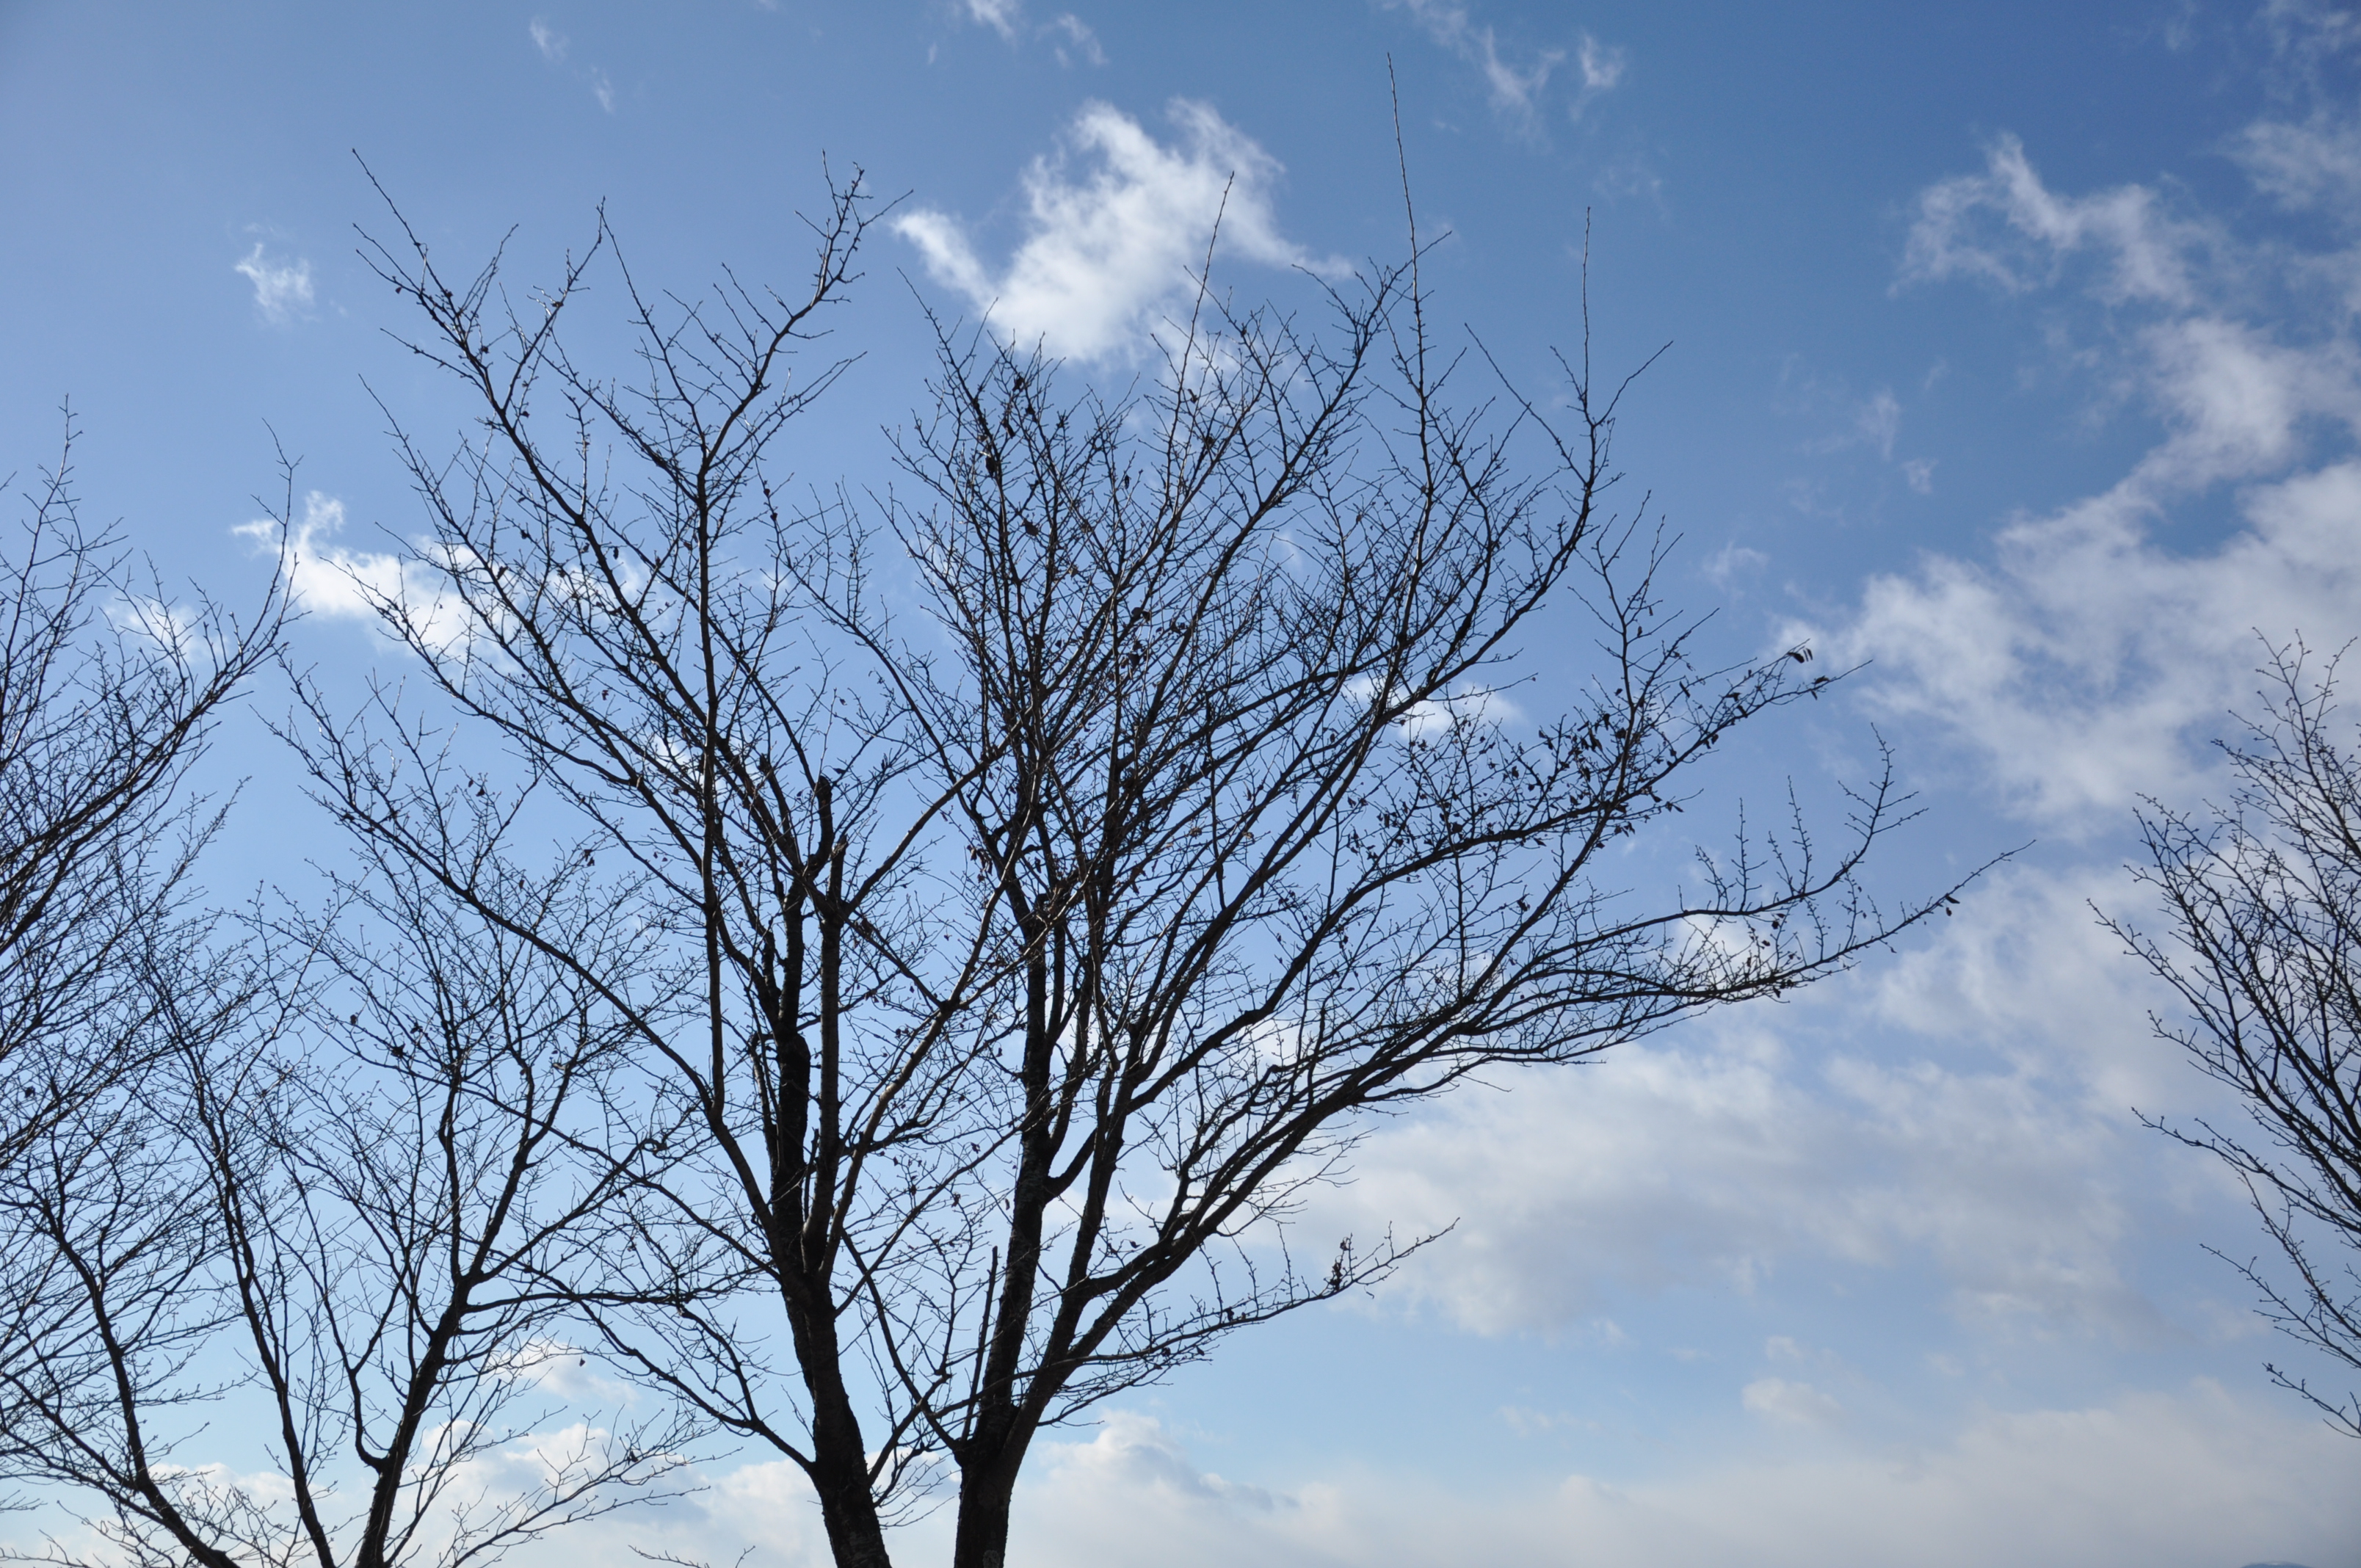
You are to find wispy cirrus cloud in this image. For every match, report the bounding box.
[1045,12,1105,66]
[1898,134,2208,308]
[1576,30,1625,90]
[954,0,1104,64]
[1775,362,1937,493]
[529,16,615,112]
[233,244,313,324]
[894,101,1337,360]
[1376,0,1622,126]
[960,0,1023,39]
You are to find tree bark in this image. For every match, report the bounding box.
[808,1418,895,1568]
[948,1445,1026,1568]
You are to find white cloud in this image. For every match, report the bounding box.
[1702,542,1769,588]
[2235,112,2361,212]
[236,491,474,654]
[2261,0,2361,80]
[1578,32,1626,90]
[1048,12,1106,66]
[1863,388,1900,457]
[1782,368,1932,485]
[1899,134,2204,307]
[1476,40,1562,118]
[894,101,1335,361]
[777,1390,2337,1566]
[1821,115,2361,831]
[1742,1376,1843,1426]
[529,18,613,112]
[239,491,390,620]
[1399,684,1519,737]
[952,1,1106,64]
[956,1387,2357,1568]
[1377,0,1618,123]
[1849,386,1901,459]
[234,244,313,324]
[962,0,1023,39]
[106,592,202,659]
[120,1385,2361,1568]
[1296,1013,2151,1337]
[1343,675,1521,739]
[1810,462,2361,827]
[1859,863,2195,1113]
[1255,830,2288,1349]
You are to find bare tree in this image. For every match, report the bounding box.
[0,843,697,1568]
[0,416,284,1170]
[298,173,1965,1568]
[2112,641,2361,1437]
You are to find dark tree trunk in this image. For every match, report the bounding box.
[784,1279,895,1568]
[810,1443,895,1568]
[949,1447,1024,1568]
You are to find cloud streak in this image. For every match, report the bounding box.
[1899,134,2205,307]
[529,17,615,113]
[1376,0,1622,123]
[961,0,1023,40]
[951,1,1106,64]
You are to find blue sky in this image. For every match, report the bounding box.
[7,1,2361,1563]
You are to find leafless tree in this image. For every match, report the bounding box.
[0,843,697,1568]
[297,171,1968,1568]
[2112,641,2361,1437]
[0,416,284,1171]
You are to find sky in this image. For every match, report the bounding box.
[5,1,2361,1564]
